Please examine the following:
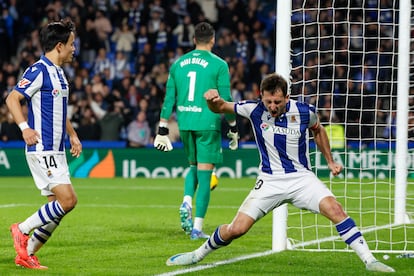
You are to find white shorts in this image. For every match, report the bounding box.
[238,170,334,221]
[26,152,72,196]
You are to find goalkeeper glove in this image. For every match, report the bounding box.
[227,125,239,150]
[210,171,219,191]
[154,126,173,152]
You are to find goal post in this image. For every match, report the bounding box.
[272,0,292,252]
[395,1,410,225]
[272,0,414,253]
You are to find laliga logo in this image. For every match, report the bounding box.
[52,89,61,97]
[261,123,270,131]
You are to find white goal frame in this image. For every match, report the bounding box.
[272,0,412,253]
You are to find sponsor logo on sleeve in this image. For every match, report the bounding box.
[17,78,31,89]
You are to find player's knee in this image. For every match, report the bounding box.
[320,198,347,223]
[59,195,78,212]
[227,223,248,239]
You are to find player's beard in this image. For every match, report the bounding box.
[269,106,286,118]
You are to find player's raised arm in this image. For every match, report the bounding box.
[204,89,235,114]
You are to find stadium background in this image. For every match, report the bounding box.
[0,0,277,145]
[0,0,410,177]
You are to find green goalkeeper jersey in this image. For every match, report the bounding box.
[160,49,232,131]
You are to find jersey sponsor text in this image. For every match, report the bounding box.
[261,123,301,137]
[177,105,203,112]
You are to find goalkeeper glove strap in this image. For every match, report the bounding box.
[158,126,169,135]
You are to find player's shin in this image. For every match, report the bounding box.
[27,219,60,255]
[194,226,232,260]
[19,201,66,234]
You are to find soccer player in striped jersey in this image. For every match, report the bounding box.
[166,73,395,273]
[6,19,82,270]
[154,22,238,240]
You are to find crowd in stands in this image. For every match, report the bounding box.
[0,0,276,146]
[288,0,408,146]
[0,0,411,148]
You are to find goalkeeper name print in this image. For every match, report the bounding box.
[179,55,209,68]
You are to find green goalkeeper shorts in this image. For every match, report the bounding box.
[180,130,223,164]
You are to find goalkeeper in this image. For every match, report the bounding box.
[154,22,238,240]
[165,73,395,273]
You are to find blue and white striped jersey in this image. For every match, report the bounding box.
[235,99,319,174]
[14,55,69,153]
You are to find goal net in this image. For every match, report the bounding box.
[273,0,414,253]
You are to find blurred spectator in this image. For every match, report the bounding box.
[115,75,133,98]
[151,62,169,90]
[135,43,155,75]
[125,83,141,115]
[382,111,396,139]
[172,15,194,53]
[113,51,131,86]
[136,25,149,55]
[235,32,249,64]
[135,76,150,100]
[71,75,86,100]
[1,111,21,141]
[153,21,168,62]
[98,101,125,141]
[127,110,151,148]
[147,4,164,46]
[409,110,414,139]
[109,1,128,30]
[111,19,135,62]
[93,8,113,51]
[93,47,113,78]
[146,83,163,135]
[187,0,203,25]
[76,106,101,141]
[127,0,143,31]
[89,90,107,120]
[78,18,100,69]
[231,81,245,103]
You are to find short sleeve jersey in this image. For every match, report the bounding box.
[235,99,319,174]
[14,55,69,153]
[161,49,232,131]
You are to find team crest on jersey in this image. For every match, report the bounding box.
[17,78,31,88]
[52,89,61,97]
[290,115,297,123]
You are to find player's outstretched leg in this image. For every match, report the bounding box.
[166,226,232,266]
[166,251,198,266]
[366,260,395,273]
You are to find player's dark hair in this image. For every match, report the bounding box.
[260,73,288,96]
[194,22,215,44]
[40,18,75,53]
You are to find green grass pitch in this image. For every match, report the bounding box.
[0,177,412,275]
